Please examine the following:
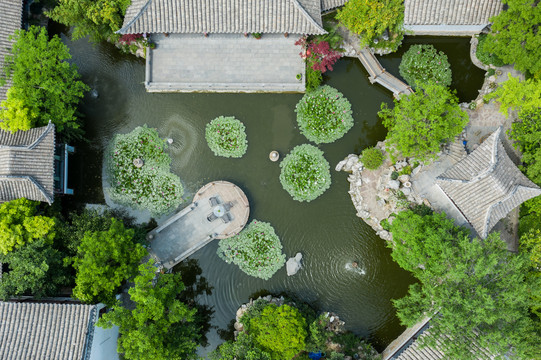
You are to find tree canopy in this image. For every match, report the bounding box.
[0,26,88,136]
[389,210,541,359]
[379,82,468,161]
[0,198,55,255]
[484,0,541,79]
[0,238,69,300]
[97,260,201,360]
[492,75,541,117]
[247,304,307,360]
[336,0,404,48]
[48,0,131,42]
[69,218,147,305]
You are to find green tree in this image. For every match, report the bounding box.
[69,218,147,305]
[48,0,131,42]
[336,0,404,48]
[0,238,69,299]
[209,333,272,360]
[492,75,541,117]
[388,210,470,278]
[390,212,541,359]
[379,82,468,161]
[484,0,541,79]
[97,260,200,360]
[248,304,307,360]
[508,109,541,184]
[520,228,541,320]
[0,26,89,136]
[0,198,55,255]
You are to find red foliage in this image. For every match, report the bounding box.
[119,34,143,44]
[295,37,342,73]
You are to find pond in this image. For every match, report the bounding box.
[60,28,483,354]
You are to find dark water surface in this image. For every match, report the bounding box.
[62,32,482,354]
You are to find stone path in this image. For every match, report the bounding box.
[337,26,413,98]
[146,33,305,92]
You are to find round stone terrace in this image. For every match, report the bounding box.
[193,180,250,239]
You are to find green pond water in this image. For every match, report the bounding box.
[60,29,484,354]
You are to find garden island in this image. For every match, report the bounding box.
[0,0,540,359]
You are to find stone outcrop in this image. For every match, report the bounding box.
[286,252,303,276]
[337,142,424,241]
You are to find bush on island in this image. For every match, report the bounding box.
[399,44,452,89]
[107,125,183,216]
[361,147,385,170]
[205,116,248,158]
[295,85,354,144]
[279,144,331,202]
[217,220,286,280]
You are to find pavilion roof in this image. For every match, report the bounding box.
[0,123,56,204]
[118,0,326,35]
[436,128,541,238]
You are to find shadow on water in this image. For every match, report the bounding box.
[173,259,215,347]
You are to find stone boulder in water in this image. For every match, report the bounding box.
[286,252,303,276]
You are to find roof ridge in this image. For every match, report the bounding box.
[290,0,327,34]
[27,121,55,150]
[116,0,153,34]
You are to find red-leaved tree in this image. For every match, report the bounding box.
[295,37,342,73]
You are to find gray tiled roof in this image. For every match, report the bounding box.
[0,301,96,360]
[436,128,541,238]
[321,0,346,12]
[404,0,503,25]
[0,123,56,204]
[119,0,325,35]
[0,0,23,104]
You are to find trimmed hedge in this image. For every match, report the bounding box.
[361,147,385,170]
[295,86,354,144]
[279,144,331,202]
[205,116,248,158]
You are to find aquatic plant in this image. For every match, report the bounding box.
[107,125,183,215]
[295,86,354,144]
[217,220,286,280]
[205,116,248,158]
[279,144,331,202]
[399,44,452,89]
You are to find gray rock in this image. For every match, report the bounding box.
[398,174,410,183]
[388,180,400,190]
[286,253,303,276]
[358,210,370,218]
[401,187,412,196]
[335,160,346,171]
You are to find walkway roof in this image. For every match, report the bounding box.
[0,0,23,103]
[119,0,325,35]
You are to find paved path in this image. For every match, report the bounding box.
[146,34,305,93]
[337,26,413,98]
[147,181,250,269]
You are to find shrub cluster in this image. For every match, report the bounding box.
[476,34,505,67]
[217,220,286,280]
[279,144,331,202]
[295,86,354,144]
[361,147,385,170]
[107,126,183,215]
[205,116,248,158]
[399,44,452,88]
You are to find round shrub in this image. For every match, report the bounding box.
[399,44,452,88]
[295,85,354,144]
[361,147,385,170]
[217,220,286,280]
[107,125,183,215]
[279,144,331,202]
[205,116,248,158]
